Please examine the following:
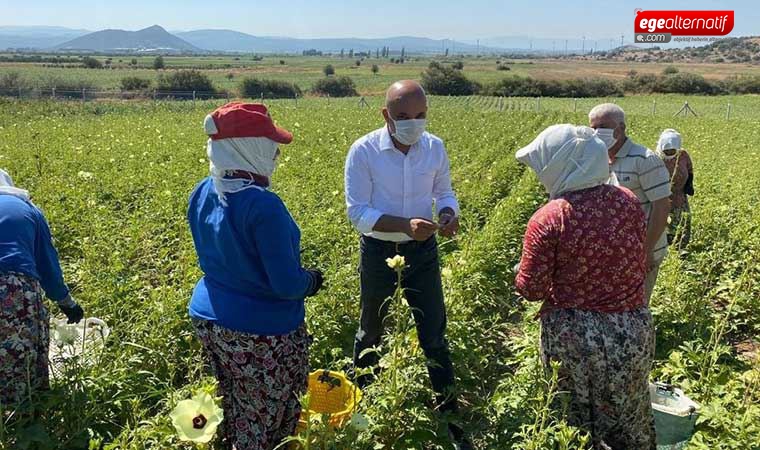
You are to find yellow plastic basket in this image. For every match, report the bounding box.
[297,370,362,431]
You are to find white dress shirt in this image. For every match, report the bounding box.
[344,126,460,242]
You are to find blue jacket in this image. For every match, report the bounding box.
[187,178,314,335]
[0,195,69,301]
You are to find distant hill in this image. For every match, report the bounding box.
[0,26,89,50]
[176,30,493,54]
[54,25,201,53]
[596,36,760,64]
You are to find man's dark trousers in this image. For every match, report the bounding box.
[353,234,456,409]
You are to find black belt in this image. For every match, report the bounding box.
[361,235,435,251]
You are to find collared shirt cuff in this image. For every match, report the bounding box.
[436,198,460,217]
[357,208,384,234]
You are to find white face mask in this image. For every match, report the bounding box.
[391,118,427,146]
[662,151,678,160]
[595,128,617,150]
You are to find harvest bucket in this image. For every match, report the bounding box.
[49,317,110,374]
[297,370,362,432]
[650,382,700,449]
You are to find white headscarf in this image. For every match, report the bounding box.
[204,114,279,206]
[656,129,682,160]
[516,124,610,198]
[0,169,31,202]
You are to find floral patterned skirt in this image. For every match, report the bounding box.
[192,319,310,450]
[540,307,656,450]
[0,272,50,406]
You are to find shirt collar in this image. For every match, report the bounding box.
[379,126,397,152]
[614,137,633,158]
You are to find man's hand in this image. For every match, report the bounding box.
[438,213,459,238]
[405,218,438,241]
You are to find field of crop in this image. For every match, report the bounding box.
[0,95,758,449]
[2,55,760,95]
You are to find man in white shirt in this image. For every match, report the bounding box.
[589,103,671,303]
[345,80,469,447]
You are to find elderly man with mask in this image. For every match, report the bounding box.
[515,125,656,449]
[344,80,470,448]
[589,104,671,303]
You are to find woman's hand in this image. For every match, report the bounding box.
[305,269,324,297]
[58,295,84,324]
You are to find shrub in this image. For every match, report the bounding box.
[496,64,511,71]
[120,76,151,91]
[157,70,214,92]
[721,75,760,94]
[82,56,102,69]
[355,60,361,67]
[153,56,165,70]
[0,71,30,92]
[371,64,379,75]
[483,76,622,98]
[655,72,721,95]
[663,65,680,75]
[323,64,335,76]
[239,78,302,98]
[279,60,285,65]
[452,61,464,70]
[420,61,480,95]
[311,76,358,97]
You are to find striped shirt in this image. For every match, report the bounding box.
[608,138,671,261]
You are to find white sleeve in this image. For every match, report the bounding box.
[345,145,384,233]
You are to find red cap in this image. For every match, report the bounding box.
[205,102,293,144]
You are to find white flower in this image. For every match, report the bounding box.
[385,255,406,270]
[77,171,94,180]
[349,412,369,431]
[170,392,224,443]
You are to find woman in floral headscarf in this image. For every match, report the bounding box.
[657,128,694,250]
[514,125,656,449]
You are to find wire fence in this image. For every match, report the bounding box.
[0,88,755,121]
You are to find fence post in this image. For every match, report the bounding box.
[536,97,541,112]
[260,92,264,102]
[652,100,656,116]
[82,88,86,103]
[327,93,330,104]
[153,89,157,101]
[192,90,196,102]
[573,98,577,113]
[18,87,22,99]
[52,87,56,99]
[294,93,298,107]
[726,103,731,120]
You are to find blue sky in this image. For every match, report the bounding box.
[1,0,755,40]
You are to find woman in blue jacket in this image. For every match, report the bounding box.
[0,169,84,406]
[188,103,323,450]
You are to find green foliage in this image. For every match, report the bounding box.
[239,77,302,99]
[82,56,102,69]
[663,65,680,75]
[156,70,215,93]
[119,76,151,91]
[0,96,758,449]
[152,56,165,70]
[311,76,358,97]
[421,61,480,96]
[323,64,335,76]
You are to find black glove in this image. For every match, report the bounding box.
[58,295,84,324]
[305,269,324,297]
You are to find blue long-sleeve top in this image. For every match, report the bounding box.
[187,177,314,335]
[0,195,70,301]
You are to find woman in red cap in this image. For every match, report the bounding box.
[187,102,324,449]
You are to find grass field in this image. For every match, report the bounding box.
[2,55,760,95]
[0,95,758,449]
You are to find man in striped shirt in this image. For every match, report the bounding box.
[589,104,671,303]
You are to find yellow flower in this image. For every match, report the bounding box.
[170,392,224,443]
[385,255,405,270]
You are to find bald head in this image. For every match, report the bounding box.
[385,80,426,109]
[382,81,428,142]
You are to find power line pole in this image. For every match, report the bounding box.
[582,35,586,54]
[564,39,568,56]
[620,34,624,47]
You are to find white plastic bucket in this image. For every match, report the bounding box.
[49,317,110,373]
[650,382,700,449]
